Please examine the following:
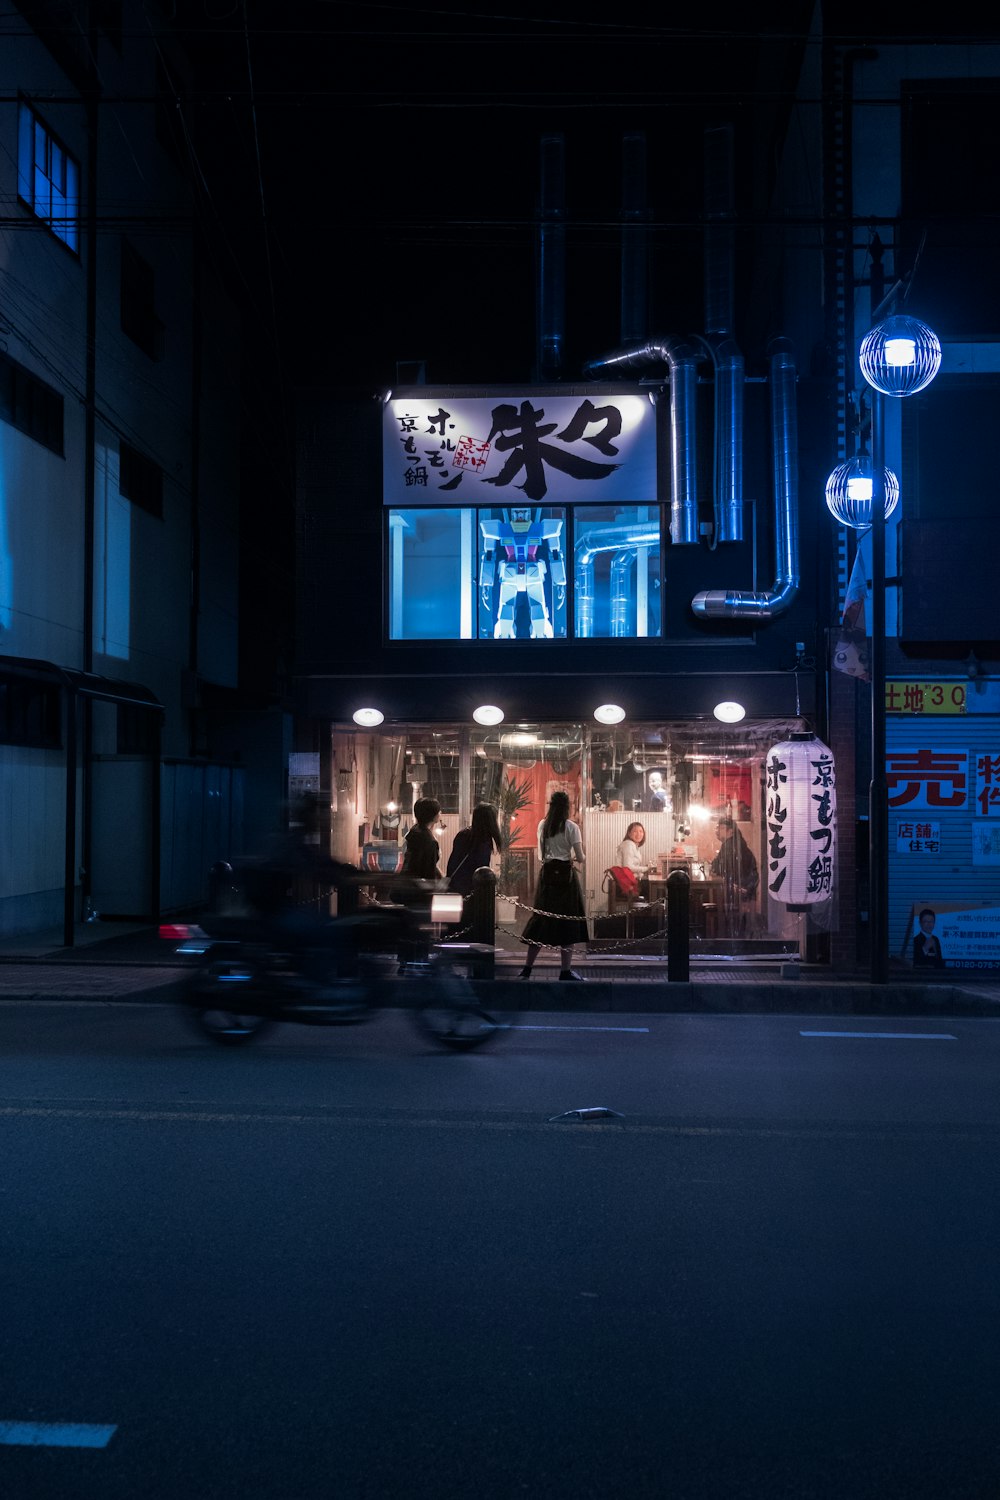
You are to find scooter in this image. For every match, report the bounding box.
[160,892,501,1051]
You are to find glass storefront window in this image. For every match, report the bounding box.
[573,504,661,638]
[332,718,815,952]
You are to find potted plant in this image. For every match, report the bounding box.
[497,772,533,921]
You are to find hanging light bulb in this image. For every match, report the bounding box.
[859,314,941,397]
[825,453,900,530]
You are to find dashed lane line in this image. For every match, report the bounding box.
[0,1421,116,1448]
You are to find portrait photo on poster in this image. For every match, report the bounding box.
[901,898,1000,970]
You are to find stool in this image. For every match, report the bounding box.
[604,872,637,938]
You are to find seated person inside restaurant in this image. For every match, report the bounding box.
[615,820,653,899]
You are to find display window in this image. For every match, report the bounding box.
[387,504,661,642]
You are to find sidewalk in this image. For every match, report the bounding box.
[1,918,1000,1015]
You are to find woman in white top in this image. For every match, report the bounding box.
[616,820,647,873]
[615,820,651,898]
[520,789,588,981]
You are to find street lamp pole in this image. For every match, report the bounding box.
[856,311,940,985]
[869,389,888,983]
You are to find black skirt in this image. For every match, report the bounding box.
[521,861,589,948]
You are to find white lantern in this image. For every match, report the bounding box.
[763,733,836,904]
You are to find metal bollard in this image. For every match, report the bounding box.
[666,869,690,983]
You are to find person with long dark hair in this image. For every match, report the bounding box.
[519,789,588,980]
[447,802,502,898]
[710,817,759,935]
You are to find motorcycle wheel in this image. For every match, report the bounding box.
[190,1007,272,1046]
[411,973,501,1051]
[185,960,273,1046]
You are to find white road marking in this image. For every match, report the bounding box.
[497,1023,650,1033]
[799,1030,957,1040]
[0,1421,117,1448]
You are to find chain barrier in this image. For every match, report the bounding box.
[494,891,670,953]
[357,883,671,955]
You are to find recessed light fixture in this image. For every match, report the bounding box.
[713,701,746,724]
[352,707,384,727]
[473,704,505,726]
[593,704,626,724]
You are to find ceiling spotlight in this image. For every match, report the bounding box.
[593,704,625,724]
[473,704,504,726]
[352,707,384,728]
[713,701,746,724]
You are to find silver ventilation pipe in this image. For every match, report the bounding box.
[575,523,660,637]
[610,550,636,636]
[703,123,744,543]
[583,338,701,545]
[703,334,744,544]
[704,124,736,339]
[536,133,566,382]
[620,131,648,345]
[691,338,799,619]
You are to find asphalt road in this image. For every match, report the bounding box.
[2,999,999,1499]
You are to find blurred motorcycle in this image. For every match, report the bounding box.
[161,880,501,1051]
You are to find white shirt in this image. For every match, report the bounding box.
[537,817,584,865]
[616,837,647,873]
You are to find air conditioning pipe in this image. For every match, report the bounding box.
[691,338,799,619]
[583,337,701,546]
[575,523,660,638]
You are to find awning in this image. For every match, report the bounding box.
[0,655,163,711]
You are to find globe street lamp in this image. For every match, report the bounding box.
[858,313,941,983]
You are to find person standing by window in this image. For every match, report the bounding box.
[397,796,442,971]
[447,802,502,898]
[519,790,588,981]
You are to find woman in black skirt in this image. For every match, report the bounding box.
[520,789,588,981]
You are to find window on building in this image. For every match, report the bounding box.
[117,702,158,755]
[97,0,123,50]
[155,57,187,165]
[0,349,64,454]
[119,441,163,519]
[0,676,61,748]
[17,101,80,252]
[120,239,164,359]
[387,504,661,641]
[573,505,660,638]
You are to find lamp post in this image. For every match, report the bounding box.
[857,313,941,983]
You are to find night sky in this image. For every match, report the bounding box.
[198,0,821,394]
[189,1,1000,399]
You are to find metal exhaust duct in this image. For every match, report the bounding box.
[691,338,800,619]
[704,124,736,339]
[583,337,701,545]
[620,131,648,345]
[536,133,566,382]
[703,123,744,544]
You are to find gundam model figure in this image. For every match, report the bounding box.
[479,507,565,639]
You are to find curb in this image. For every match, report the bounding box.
[0,973,998,1017]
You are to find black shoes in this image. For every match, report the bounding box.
[559,969,585,981]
